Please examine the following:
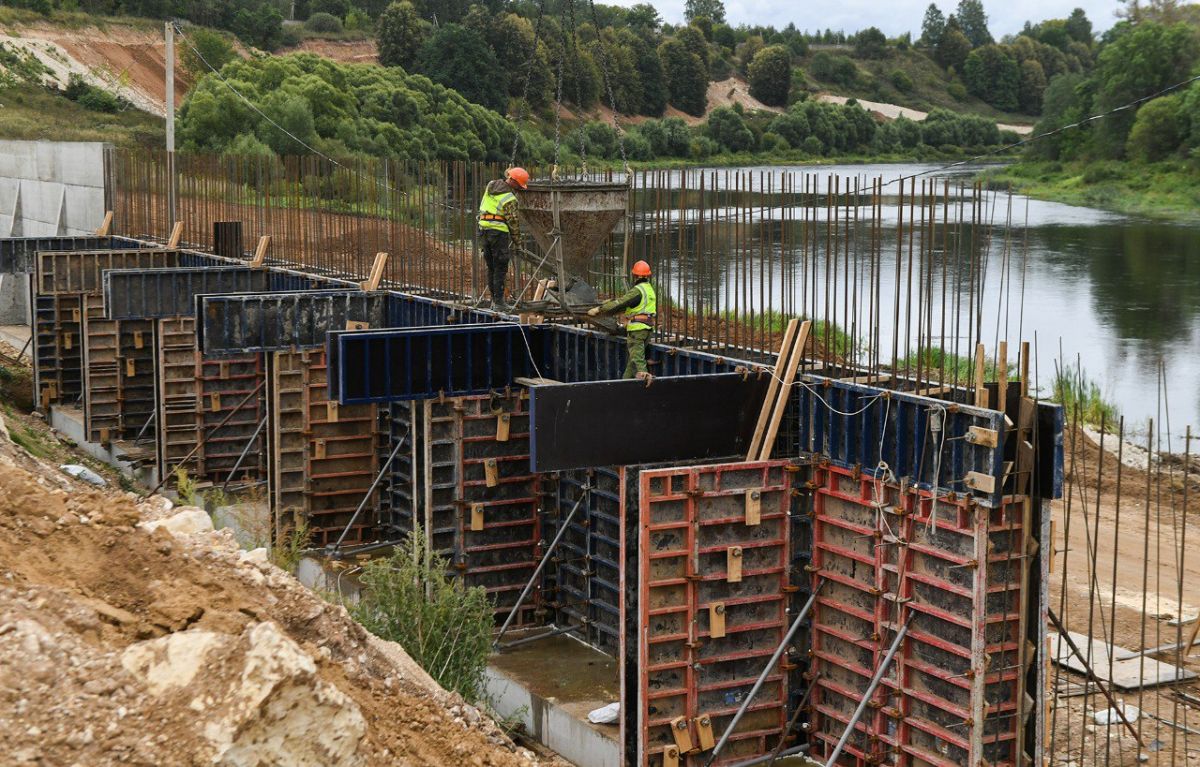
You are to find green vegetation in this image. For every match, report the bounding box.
[271,518,311,572]
[893,346,1014,383]
[0,80,162,147]
[174,466,198,506]
[177,53,516,161]
[352,529,494,701]
[982,160,1200,221]
[11,423,52,459]
[1050,364,1119,427]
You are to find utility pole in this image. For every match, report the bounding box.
[165,20,177,227]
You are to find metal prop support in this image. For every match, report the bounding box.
[330,425,411,553]
[494,483,591,647]
[222,415,267,491]
[705,580,826,766]
[823,615,915,767]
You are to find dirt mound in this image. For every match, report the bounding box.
[289,38,379,65]
[0,427,546,766]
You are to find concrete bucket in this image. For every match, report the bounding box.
[516,181,628,281]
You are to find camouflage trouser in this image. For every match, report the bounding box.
[623,329,651,379]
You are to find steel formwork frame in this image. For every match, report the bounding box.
[634,460,795,767]
[269,348,381,546]
[807,463,1034,767]
[384,392,543,626]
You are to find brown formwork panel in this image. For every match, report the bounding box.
[271,349,380,546]
[82,298,155,443]
[34,292,84,407]
[415,394,542,625]
[808,464,1029,767]
[35,248,181,294]
[454,394,540,624]
[195,352,266,484]
[636,460,793,767]
[157,317,201,480]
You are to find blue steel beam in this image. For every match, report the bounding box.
[330,323,550,404]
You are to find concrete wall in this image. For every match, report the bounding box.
[0,141,109,324]
[0,140,108,238]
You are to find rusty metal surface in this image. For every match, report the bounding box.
[807,464,1030,767]
[637,460,793,767]
[199,290,392,354]
[270,349,381,546]
[517,181,627,279]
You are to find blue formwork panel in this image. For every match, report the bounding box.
[545,324,741,382]
[793,375,1011,505]
[385,293,497,328]
[0,235,147,273]
[198,290,392,355]
[103,267,274,319]
[330,323,551,404]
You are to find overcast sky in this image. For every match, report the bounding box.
[607,0,1127,38]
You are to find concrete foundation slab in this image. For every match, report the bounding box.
[486,633,621,767]
[49,404,157,486]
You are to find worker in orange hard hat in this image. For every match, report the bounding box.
[477,167,530,307]
[588,260,657,379]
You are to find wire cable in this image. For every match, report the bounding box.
[171,22,410,199]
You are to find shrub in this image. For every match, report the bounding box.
[809,51,857,87]
[747,44,792,107]
[305,12,344,34]
[352,530,494,701]
[802,135,823,155]
[947,81,967,101]
[1127,94,1186,162]
[705,106,755,152]
[889,69,913,93]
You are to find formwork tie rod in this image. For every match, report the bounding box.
[705,580,826,767]
[142,380,266,498]
[222,415,267,491]
[329,425,411,554]
[493,484,591,648]
[823,614,915,767]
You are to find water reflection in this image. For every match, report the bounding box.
[624,164,1200,443]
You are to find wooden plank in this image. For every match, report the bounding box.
[757,320,811,461]
[1019,341,1030,398]
[745,318,799,461]
[250,235,270,267]
[1050,631,1197,690]
[167,220,184,248]
[998,341,1008,412]
[95,211,113,236]
[361,251,388,291]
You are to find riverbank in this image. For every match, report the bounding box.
[979,159,1200,222]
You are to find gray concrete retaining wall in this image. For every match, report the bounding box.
[0,140,108,323]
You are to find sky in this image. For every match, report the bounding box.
[605,0,1128,38]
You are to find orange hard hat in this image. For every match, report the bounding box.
[505,167,530,190]
[631,260,651,277]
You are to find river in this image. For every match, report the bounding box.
[628,162,1200,447]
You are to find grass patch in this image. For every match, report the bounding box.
[728,310,860,357]
[174,467,199,506]
[979,160,1200,222]
[1049,363,1119,428]
[0,82,163,147]
[11,423,52,458]
[351,529,494,702]
[893,346,1015,383]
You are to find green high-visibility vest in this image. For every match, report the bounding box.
[625,282,656,331]
[478,188,516,232]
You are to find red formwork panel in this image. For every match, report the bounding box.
[637,460,794,767]
[809,463,1029,767]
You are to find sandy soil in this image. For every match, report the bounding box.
[1050,428,1200,765]
[0,340,557,766]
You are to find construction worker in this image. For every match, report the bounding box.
[588,260,656,379]
[477,167,529,307]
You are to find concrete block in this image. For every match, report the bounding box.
[0,273,32,325]
[34,141,63,184]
